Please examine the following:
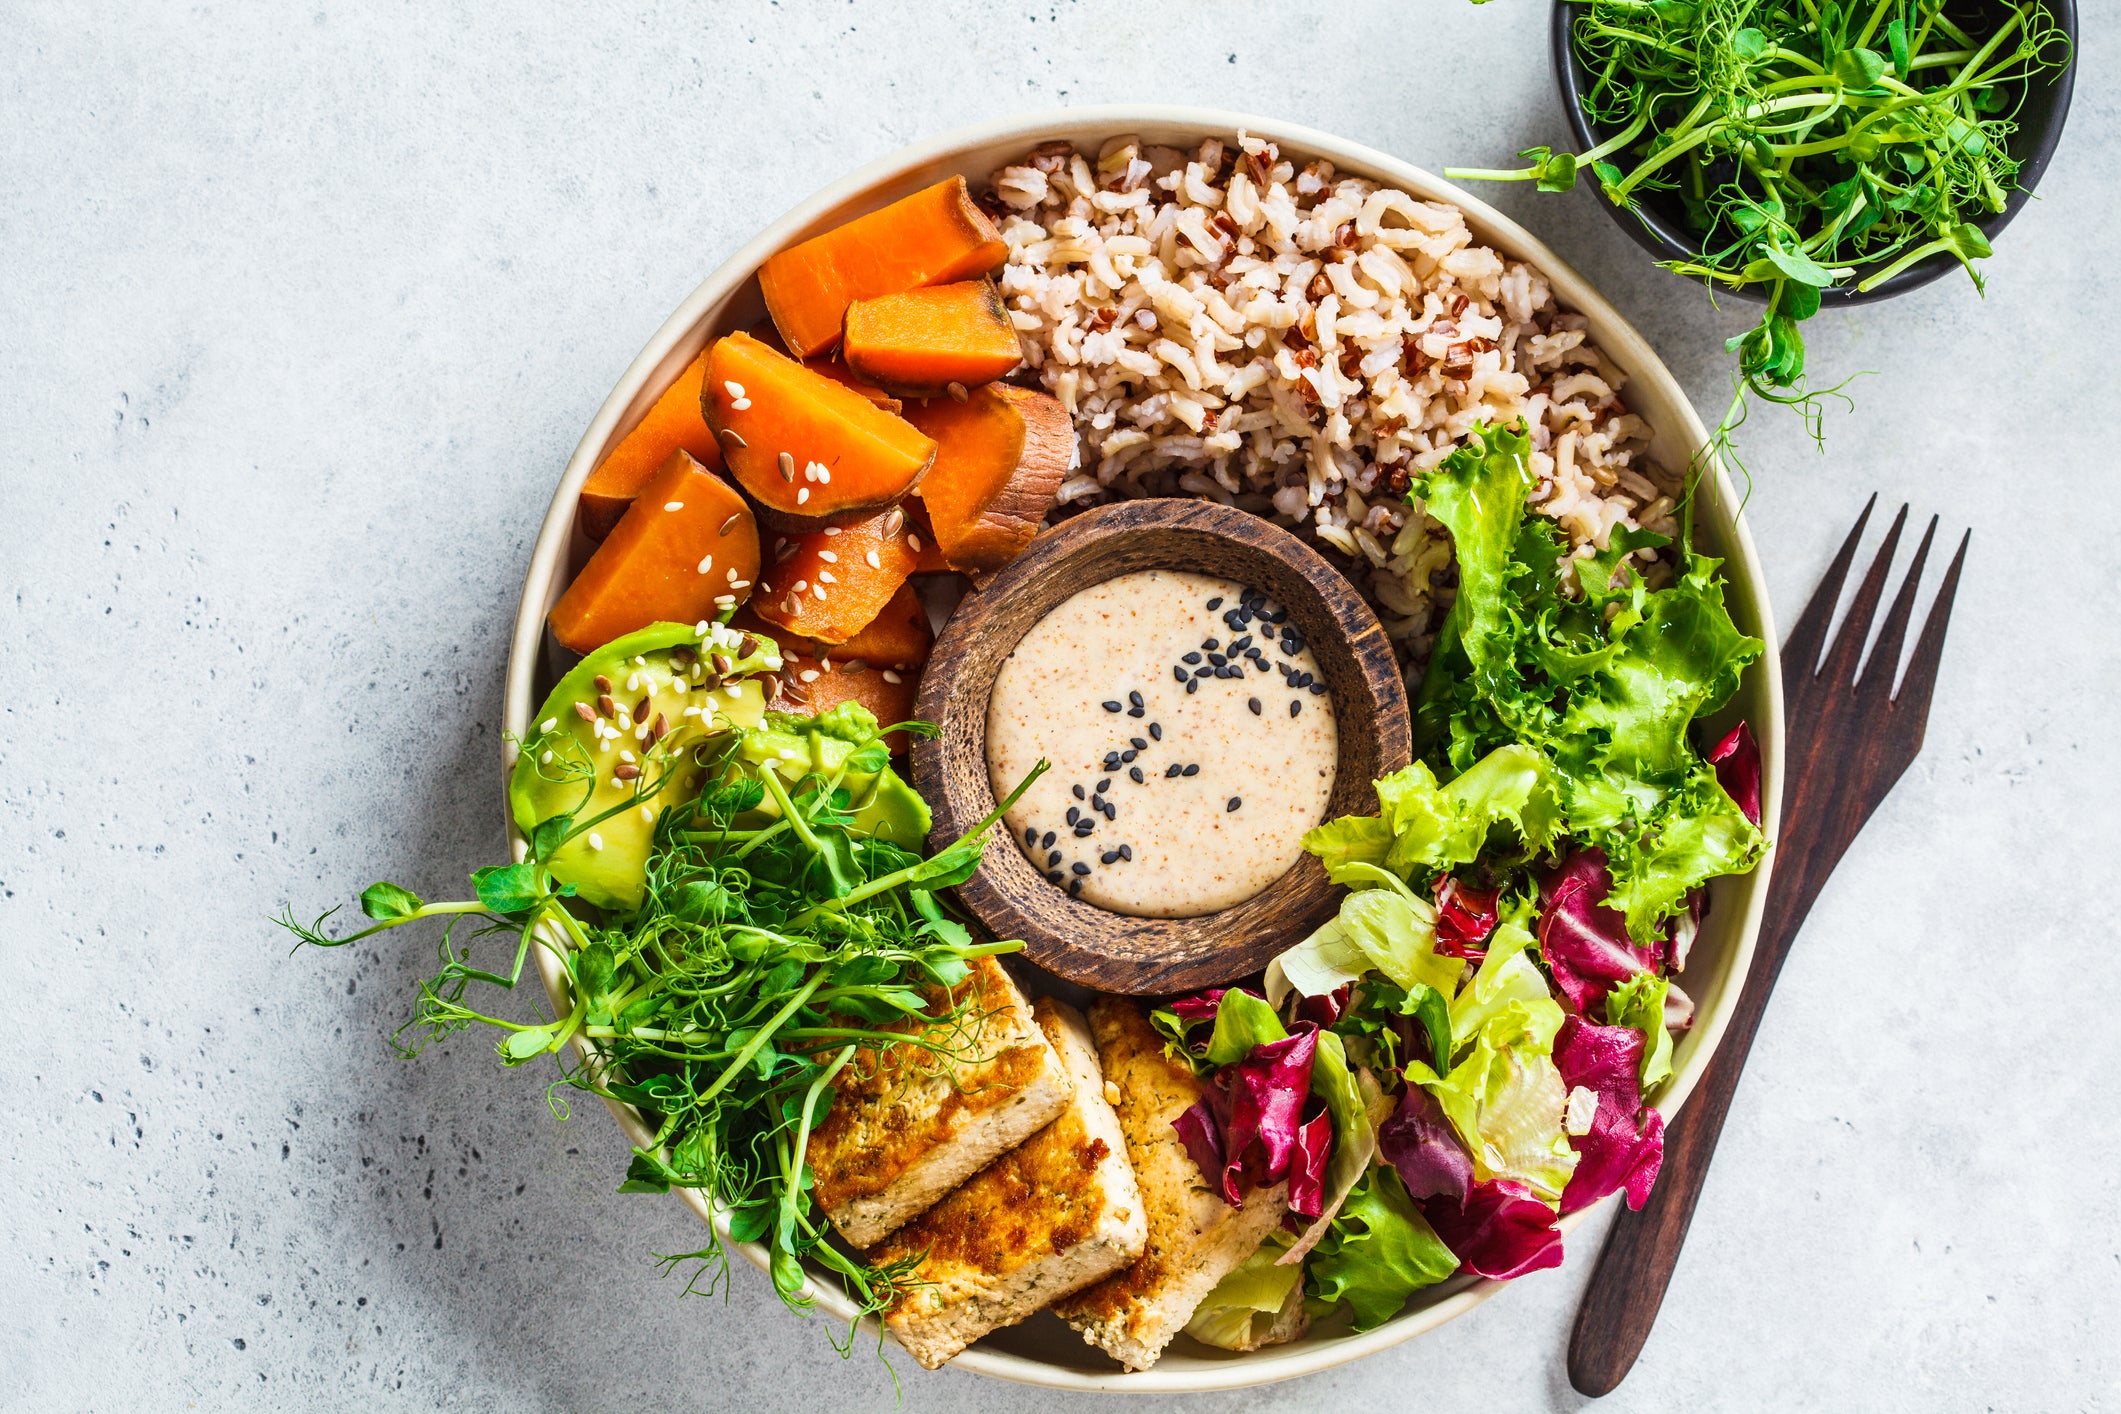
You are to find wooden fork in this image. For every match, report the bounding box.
[1567,496,1970,1395]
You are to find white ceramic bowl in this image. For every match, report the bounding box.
[502,105,1783,1392]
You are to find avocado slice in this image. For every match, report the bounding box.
[735,700,931,849]
[510,620,782,911]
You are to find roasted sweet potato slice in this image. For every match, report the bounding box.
[768,654,922,754]
[842,280,1024,394]
[549,450,760,654]
[906,384,1074,574]
[824,580,932,669]
[899,498,952,575]
[579,348,722,541]
[705,332,936,530]
[804,355,903,413]
[751,510,919,645]
[759,176,1007,358]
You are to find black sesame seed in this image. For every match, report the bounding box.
[1128,706,1144,718]
[1104,752,1122,770]
[1102,700,1122,712]
[1042,830,1056,848]
[1194,666,1214,680]
[1097,777,1111,792]
[1297,671,1315,689]
[1129,766,1145,783]
[1101,850,1120,865]
[1066,806,1081,825]
[1203,638,1219,650]
[1224,612,1242,629]
[1165,763,1183,778]
[1310,682,1327,695]
[1047,870,1063,884]
[1290,699,1302,717]
[1068,878,1083,897]
[1047,849,1062,866]
[1186,679,1198,694]
[1024,826,1037,845]
[1100,800,1116,819]
[1248,697,1261,715]
[1118,844,1132,861]
[1129,737,1147,750]
[1072,862,1091,876]
[1074,822,1094,837]
[1227,796,1242,812]
[1073,784,1086,800]
[1148,722,1162,740]
[1220,665,1239,679]
[1270,609,1287,624]
[1232,635,1252,651]
[1183,763,1200,776]
[1206,597,1223,609]
[1120,749,1137,763]
[1129,691,1144,708]
[1182,651,1201,664]
[1173,665,1188,683]
[1207,652,1226,667]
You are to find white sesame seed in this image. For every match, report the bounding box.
[799,669,820,682]
[865,549,881,569]
[822,526,841,536]
[882,670,902,684]
[664,501,684,512]
[817,570,837,584]
[619,750,636,763]
[682,704,703,718]
[812,583,828,600]
[723,381,745,399]
[598,738,612,752]
[617,712,633,730]
[540,717,557,732]
[697,555,714,574]
[640,804,655,822]
[815,467,831,484]
[610,777,625,789]
[695,620,711,635]
[822,657,835,673]
[817,550,838,564]
[792,579,807,592]
[908,532,923,552]
[725,684,741,698]
[796,487,810,505]
[730,397,750,411]
[714,593,736,607]
[669,678,687,694]
[728,579,749,590]
[634,656,647,667]
[801,463,816,483]
[634,723,650,741]
[626,673,640,692]
[587,832,605,851]
[540,749,554,763]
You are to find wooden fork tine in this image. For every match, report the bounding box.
[1856,515,1938,703]
[1782,493,1875,680]
[1889,528,1970,746]
[1817,503,1909,689]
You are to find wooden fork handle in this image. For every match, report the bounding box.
[1566,844,1837,1396]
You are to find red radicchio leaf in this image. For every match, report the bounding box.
[1377,1082,1474,1206]
[1287,1103,1333,1219]
[1552,1015,1666,1216]
[1173,1024,1320,1207]
[1295,983,1352,1029]
[1167,987,1232,1023]
[1706,721,1762,825]
[1433,876,1500,963]
[1538,848,1657,1012]
[1424,1179,1565,1279]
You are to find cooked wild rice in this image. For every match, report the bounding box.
[988,133,1684,672]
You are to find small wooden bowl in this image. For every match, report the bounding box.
[911,499,1411,994]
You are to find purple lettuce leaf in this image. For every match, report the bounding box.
[1552,1015,1666,1215]
[1377,1082,1474,1206]
[1706,720,1762,825]
[1423,1179,1565,1280]
[1432,875,1500,963]
[1538,848,1657,1011]
[1288,1104,1333,1220]
[1173,1023,1320,1207]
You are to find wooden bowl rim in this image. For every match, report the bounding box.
[911,499,1411,993]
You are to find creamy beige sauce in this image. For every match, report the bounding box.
[986,569,1337,917]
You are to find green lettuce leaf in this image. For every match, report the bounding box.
[1306,1165,1461,1330]
[1411,995,1575,1205]
[1606,972,1674,1089]
[1204,988,1290,1068]
[1185,1233,1303,1350]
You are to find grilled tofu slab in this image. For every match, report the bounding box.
[872,998,1147,1369]
[1053,997,1291,1372]
[808,956,1071,1249]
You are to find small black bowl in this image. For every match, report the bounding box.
[1551,0,2077,305]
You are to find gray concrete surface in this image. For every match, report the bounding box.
[4,2,2116,1409]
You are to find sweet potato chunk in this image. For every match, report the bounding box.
[705,332,936,529]
[900,498,952,575]
[579,349,722,541]
[842,280,1024,394]
[760,177,1007,358]
[768,653,922,755]
[751,510,919,646]
[549,450,759,654]
[825,581,931,669]
[906,384,1074,574]
[804,355,904,413]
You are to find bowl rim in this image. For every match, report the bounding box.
[1548,0,2080,306]
[501,103,1785,1392]
[908,496,1413,994]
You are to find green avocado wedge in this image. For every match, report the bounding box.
[735,700,931,850]
[509,620,782,911]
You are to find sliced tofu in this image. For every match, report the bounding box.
[871,998,1147,1369]
[1053,997,1292,1372]
[808,955,1072,1248]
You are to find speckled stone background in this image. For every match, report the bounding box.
[4,2,2116,1409]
